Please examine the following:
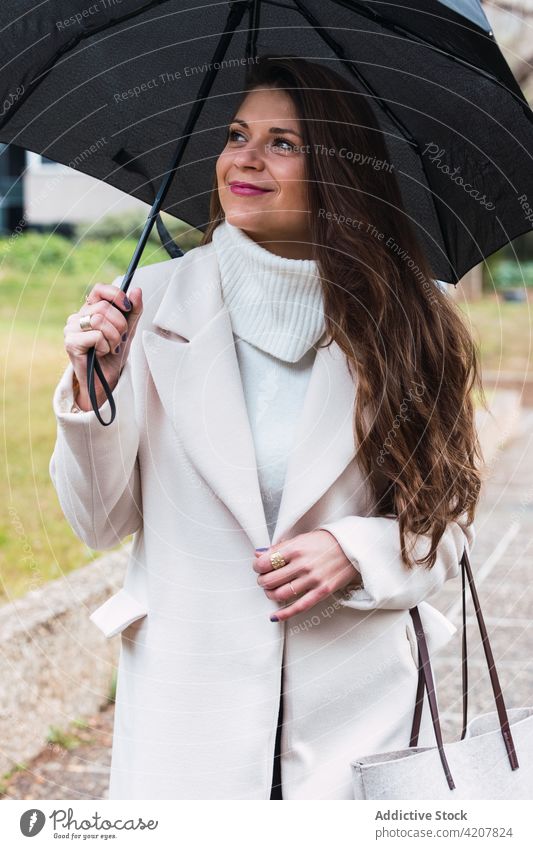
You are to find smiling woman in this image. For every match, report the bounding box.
[50,53,480,801]
[215,86,313,259]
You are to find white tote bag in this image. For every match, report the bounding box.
[352,548,533,799]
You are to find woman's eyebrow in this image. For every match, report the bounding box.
[230,118,303,139]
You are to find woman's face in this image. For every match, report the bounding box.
[216,86,312,258]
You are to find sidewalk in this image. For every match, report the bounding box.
[433,407,533,736]
[3,408,532,800]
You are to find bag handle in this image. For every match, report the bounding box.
[409,604,456,788]
[408,544,519,790]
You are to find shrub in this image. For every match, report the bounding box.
[493,260,533,289]
[74,211,202,253]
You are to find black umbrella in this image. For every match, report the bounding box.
[1,0,532,424]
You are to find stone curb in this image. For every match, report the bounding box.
[0,547,129,776]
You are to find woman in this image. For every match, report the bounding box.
[49,55,482,800]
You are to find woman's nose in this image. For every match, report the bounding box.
[234,143,263,167]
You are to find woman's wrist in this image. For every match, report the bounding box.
[72,371,110,411]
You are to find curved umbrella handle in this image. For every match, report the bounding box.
[86,346,117,426]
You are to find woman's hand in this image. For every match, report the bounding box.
[64,283,143,410]
[253,529,363,621]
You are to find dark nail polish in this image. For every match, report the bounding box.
[122,332,127,342]
[124,297,132,310]
[256,547,268,552]
[270,615,279,622]
[115,344,121,354]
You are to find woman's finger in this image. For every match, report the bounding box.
[85,282,132,314]
[252,544,291,575]
[74,302,129,339]
[264,574,308,602]
[270,583,333,622]
[65,313,122,356]
[257,562,304,590]
[65,329,113,358]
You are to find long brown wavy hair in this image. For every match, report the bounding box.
[201,54,485,569]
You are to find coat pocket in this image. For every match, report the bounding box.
[89,587,148,638]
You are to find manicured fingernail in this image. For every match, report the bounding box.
[256,547,268,552]
[270,615,279,622]
[122,332,128,341]
[124,297,132,310]
[115,344,121,354]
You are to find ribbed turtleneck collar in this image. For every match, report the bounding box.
[211,219,326,363]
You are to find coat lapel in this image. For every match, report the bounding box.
[141,242,358,550]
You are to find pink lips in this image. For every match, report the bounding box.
[229,182,272,196]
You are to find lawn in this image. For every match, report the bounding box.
[0,230,200,604]
[1,234,531,603]
[456,293,533,377]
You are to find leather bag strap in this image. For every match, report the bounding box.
[460,558,468,739]
[460,546,519,767]
[409,605,455,789]
[409,640,426,747]
[408,544,519,787]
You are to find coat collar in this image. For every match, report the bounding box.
[141,241,359,550]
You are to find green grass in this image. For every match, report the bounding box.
[0,233,530,603]
[457,293,533,376]
[0,230,202,604]
[45,725,83,751]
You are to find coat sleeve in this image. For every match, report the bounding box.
[316,512,475,610]
[48,279,142,551]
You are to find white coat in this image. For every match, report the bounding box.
[49,238,475,800]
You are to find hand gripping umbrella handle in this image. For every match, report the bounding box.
[85,346,117,426]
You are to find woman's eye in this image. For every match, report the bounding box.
[272,136,296,152]
[227,129,295,152]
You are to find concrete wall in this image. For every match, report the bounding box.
[24,166,148,226]
[0,547,128,775]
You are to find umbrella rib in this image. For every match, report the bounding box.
[246,0,261,59]
[0,0,179,132]
[330,0,532,118]
[291,0,418,149]
[119,0,251,281]
[291,0,457,282]
[84,0,252,424]
[262,0,299,7]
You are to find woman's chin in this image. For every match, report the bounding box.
[223,209,271,232]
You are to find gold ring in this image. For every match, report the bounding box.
[270,551,286,570]
[79,314,93,331]
[288,581,298,597]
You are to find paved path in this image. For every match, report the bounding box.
[3,409,532,799]
[1,705,114,800]
[434,407,533,737]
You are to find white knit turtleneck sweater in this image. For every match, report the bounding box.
[212,219,326,541]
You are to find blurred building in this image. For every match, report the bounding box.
[0,143,25,232]
[0,148,148,236]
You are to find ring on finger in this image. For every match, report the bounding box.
[288,580,298,597]
[270,551,286,570]
[79,314,93,331]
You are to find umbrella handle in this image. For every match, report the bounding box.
[86,346,117,426]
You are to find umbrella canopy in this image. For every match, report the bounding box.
[2,0,532,422]
[1,0,532,282]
